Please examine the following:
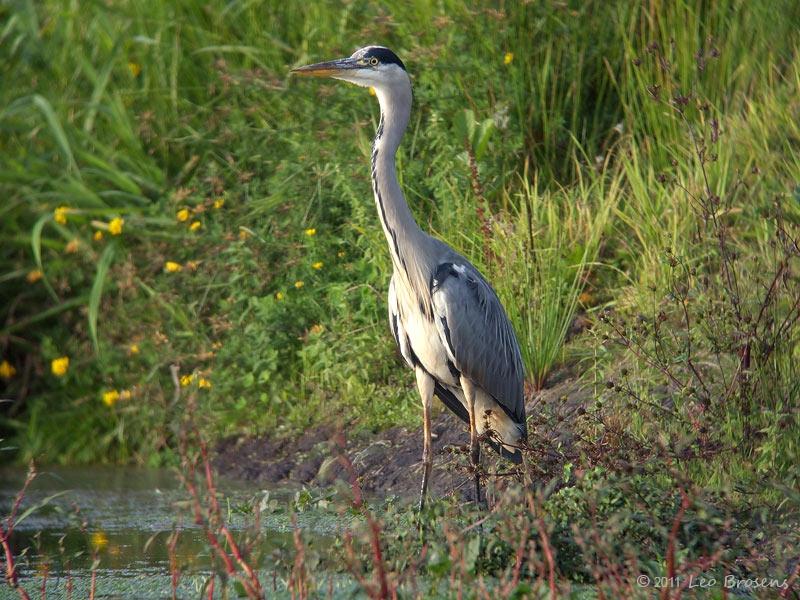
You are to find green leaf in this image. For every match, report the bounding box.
[82,39,122,133]
[194,45,269,70]
[89,243,116,355]
[474,118,495,161]
[232,580,247,597]
[79,151,142,196]
[0,296,86,336]
[14,491,70,528]
[464,534,482,573]
[31,213,59,302]
[453,109,476,145]
[508,583,532,599]
[30,94,80,176]
[426,545,451,577]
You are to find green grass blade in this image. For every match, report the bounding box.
[192,45,269,70]
[89,243,116,355]
[31,213,59,302]
[82,40,121,133]
[30,94,80,176]
[14,491,70,528]
[0,296,86,336]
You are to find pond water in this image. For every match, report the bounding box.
[0,466,349,598]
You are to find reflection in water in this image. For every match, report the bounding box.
[0,466,339,598]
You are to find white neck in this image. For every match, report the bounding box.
[371,78,427,266]
[370,77,435,317]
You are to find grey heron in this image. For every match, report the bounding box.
[292,46,526,508]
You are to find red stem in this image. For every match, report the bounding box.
[661,489,690,600]
[1,463,35,600]
[537,518,557,599]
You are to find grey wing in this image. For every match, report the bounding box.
[430,261,525,425]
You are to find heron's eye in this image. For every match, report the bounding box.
[369,57,379,66]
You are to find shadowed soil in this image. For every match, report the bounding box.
[214,411,472,499]
[213,373,587,501]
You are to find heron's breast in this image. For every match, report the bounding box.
[400,299,459,386]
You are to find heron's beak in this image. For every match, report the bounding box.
[291,57,359,78]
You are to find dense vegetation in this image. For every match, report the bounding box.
[2,0,800,595]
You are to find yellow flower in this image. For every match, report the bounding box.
[129,343,140,355]
[189,220,202,231]
[93,230,104,242]
[304,228,316,237]
[213,198,225,209]
[312,261,323,270]
[294,280,304,289]
[54,206,69,225]
[337,250,345,258]
[309,324,324,335]
[128,62,141,77]
[65,239,79,254]
[51,356,69,377]
[119,389,132,401]
[0,360,16,380]
[180,374,194,387]
[102,390,120,407]
[198,378,212,389]
[275,291,285,301]
[26,270,43,283]
[176,208,190,222]
[238,229,251,240]
[164,261,182,273]
[91,531,109,551]
[503,52,514,65]
[108,217,124,236]
[368,87,376,96]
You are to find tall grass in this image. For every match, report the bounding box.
[495,164,620,389]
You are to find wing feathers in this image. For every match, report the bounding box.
[431,261,525,426]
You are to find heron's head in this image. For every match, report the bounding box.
[291,46,408,93]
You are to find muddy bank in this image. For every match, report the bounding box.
[214,411,472,499]
[213,374,586,501]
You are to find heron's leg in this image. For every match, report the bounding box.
[461,378,482,506]
[415,368,435,512]
[471,432,481,505]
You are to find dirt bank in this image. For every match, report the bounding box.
[213,373,586,501]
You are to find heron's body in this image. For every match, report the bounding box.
[389,267,526,457]
[293,46,526,506]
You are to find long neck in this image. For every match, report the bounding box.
[371,83,426,277]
